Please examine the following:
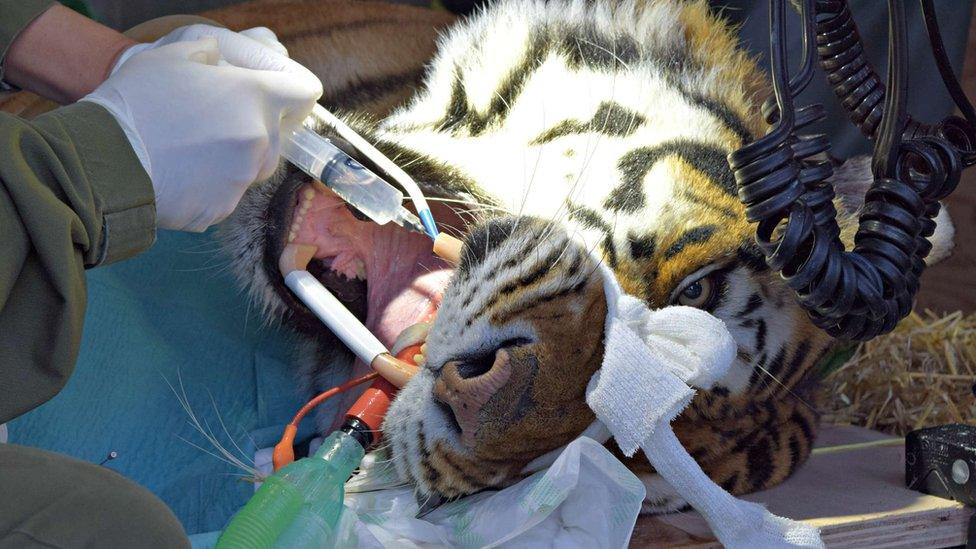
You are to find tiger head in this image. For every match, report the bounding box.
[224,0,955,504]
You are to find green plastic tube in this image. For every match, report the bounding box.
[216,431,365,548]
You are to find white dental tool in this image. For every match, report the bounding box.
[284,270,387,364]
[281,104,437,238]
[278,245,418,388]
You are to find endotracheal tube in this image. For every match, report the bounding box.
[216,104,453,548]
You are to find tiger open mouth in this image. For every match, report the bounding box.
[277,177,459,420]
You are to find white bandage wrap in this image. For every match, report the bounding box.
[585,260,825,549]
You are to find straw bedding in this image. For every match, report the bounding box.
[820,310,976,436]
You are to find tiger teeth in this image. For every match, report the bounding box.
[390,322,432,357]
[278,242,318,275]
[354,260,366,280]
[412,353,424,365]
[288,230,296,242]
[302,187,316,200]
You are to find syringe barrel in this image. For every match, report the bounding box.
[282,127,404,226]
[281,126,331,180]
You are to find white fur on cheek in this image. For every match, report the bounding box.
[385,369,470,494]
[926,204,955,265]
[385,370,433,489]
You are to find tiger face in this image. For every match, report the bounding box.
[223,0,955,507]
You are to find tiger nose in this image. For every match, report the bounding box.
[433,348,513,447]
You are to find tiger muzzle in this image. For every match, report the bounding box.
[432,348,513,448]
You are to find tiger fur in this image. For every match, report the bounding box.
[5,0,954,513]
[217,0,955,510]
[220,0,954,510]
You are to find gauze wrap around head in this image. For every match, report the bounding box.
[584,259,825,548]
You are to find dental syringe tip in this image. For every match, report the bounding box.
[419,209,439,239]
[396,209,427,235]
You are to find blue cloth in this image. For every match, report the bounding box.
[9,229,319,535]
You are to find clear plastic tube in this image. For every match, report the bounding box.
[281,126,424,233]
[306,104,438,237]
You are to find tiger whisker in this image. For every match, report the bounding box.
[751,362,818,414]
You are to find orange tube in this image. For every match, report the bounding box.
[271,336,427,471]
[272,372,379,471]
[346,340,426,445]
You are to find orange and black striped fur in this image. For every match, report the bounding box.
[2,0,949,510]
[219,0,954,509]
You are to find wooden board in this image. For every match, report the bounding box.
[630,426,973,548]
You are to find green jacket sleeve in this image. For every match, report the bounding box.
[0,101,156,423]
[0,0,56,91]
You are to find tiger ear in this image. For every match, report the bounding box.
[829,155,956,265]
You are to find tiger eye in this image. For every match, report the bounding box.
[677,278,713,308]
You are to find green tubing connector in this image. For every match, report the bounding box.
[217,431,365,549]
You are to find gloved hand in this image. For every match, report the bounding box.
[110,25,290,76]
[82,26,322,232]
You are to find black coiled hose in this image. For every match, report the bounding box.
[815,0,976,163]
[728,0,968,341]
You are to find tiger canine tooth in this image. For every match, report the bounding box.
[278,243,319,275]
[370,353,417,388]
[390,322,432,357]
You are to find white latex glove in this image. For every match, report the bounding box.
[111,24,290,77]
[82,26,322,231]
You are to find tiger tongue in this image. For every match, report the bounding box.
[362,243,452,349]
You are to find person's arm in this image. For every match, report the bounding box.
[0,13,320,422]
[0,102,155,423]
[1,1,137,104]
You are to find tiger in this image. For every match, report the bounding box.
[6,0,954,514]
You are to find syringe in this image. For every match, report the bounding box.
[281,124,427,236]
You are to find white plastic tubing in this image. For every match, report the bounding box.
[284,270,387,365]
